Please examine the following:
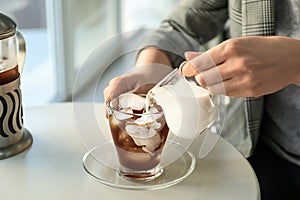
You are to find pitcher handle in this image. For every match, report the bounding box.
[16,31,26,74]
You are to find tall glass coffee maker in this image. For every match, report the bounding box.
[0,12,32,159]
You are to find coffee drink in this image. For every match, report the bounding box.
[108,93,169,180]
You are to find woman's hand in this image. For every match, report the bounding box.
[103,66,169,103]
[103,47,173,104]
[182,36,300,97]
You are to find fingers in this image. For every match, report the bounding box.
[184,51,202,60]
[104,64,172,105]
[103,75,135,104]
[103,75,135,118]
[103,77,121,104]
[182,50,224,78]
[208,75,262,98]
[216,78,244,97]
[182,51,226,94]
[205,43,227,66]
[194,73,207,86]
[182,52,216,77]
[181,62,199,77]
[181,52,201,77]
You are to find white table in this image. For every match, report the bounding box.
[0,103,260,200]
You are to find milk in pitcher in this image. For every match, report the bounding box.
[147,74,216,139]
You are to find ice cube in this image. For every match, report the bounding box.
[135,114,154,125]
[148,127,157,138]
[125,124,149,138]
[142,146,151,153]
[151,122,161,130]
[150,106,159,113]
[114,107,133,120]
[135,115,161,132]
[125,122,163,152]
[149,106,163,120]
[142,133,162,152]
[118,93,145,110]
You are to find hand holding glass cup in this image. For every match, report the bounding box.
[73,29,226,188]
[105,59,224,182]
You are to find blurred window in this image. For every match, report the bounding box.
[1,0,179,106]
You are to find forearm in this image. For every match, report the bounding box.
[131,47,174,87]
[137,1,229,69]
[135,47,172,67]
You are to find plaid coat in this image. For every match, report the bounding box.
[230,0,275,153]
[140,0,275,155]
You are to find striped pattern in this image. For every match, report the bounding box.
[241,0,275,151]
[0,78,23,139]
[229,0,275,37]
[241,0,275,36]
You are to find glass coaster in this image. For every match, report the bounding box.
[83,140,196,190]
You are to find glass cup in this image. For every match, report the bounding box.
[107,96,169,181]
[106,67,225,182]
[147,67,226,159]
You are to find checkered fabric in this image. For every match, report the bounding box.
[139,0,276,155]
[240,0,275,153]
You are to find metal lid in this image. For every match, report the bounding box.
[0,12,16,40]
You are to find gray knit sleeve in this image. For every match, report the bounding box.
[138,0,228,68]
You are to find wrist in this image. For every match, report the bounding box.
[134,47,173,83]
[136,47,172,67]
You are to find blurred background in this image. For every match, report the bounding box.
[0,0,250,156]
[0,0,179,107]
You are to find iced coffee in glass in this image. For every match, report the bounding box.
[107,92,169,181]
